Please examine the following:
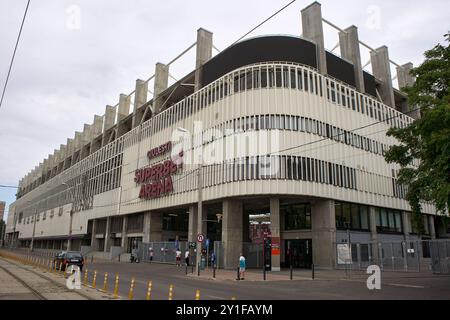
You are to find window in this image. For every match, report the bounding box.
[283,203,311,230]
[335,201,370,231]
[376,208,403,233]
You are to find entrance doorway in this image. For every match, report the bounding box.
[127,237,142,253]
[285,239,312,269]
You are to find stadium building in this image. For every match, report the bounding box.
[6,2,449,270]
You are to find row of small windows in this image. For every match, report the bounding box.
[19,207,64,225]
[200,155,358,191]
[211,114,388,157]
[19,62,411,200]
[335,201,429,235]
[138,63,412,146]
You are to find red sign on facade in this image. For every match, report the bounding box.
[135,141,183,200]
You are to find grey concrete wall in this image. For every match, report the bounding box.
[121,215,128,248]
[270,197,281,271]
[104,216,111,252]
[301,2,327,74]
[195,28,213,91]
[149,212,163,242]
[311,199,336,268]
[339,25,365,92]
[153,63,169,114]
[370,46,395,108]
[222,199,243,269]
[188,205,198,243]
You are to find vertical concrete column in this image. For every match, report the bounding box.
[270,198,281,271]
[143,212,151,243]
[102,105,116,146]
[370,46,395,108]
[396,62,420,118]
[222,199,243,269]
[121,215,128,248]
[301,2,327,74]
[153,63,169,114]
[429,215,436,240]
[149,212,163,242]
[311,199,336,269]
[104,217,111,253]
[397,62,414,89]
[194,28,213,91]
[339,25,365,92]
[188,205,198,242]
[90,219,97,251]
[369,207,379,261]
[402,211,411,240]
[117,94,131,122]
[132,79,148,128]
[92,115,103,137]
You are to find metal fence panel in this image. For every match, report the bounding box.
[243,242,262,268]
[335,240,450,273]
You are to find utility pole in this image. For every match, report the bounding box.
[176,126,204,275]
[195,144,203,276]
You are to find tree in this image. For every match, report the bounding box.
[384,35,450,234]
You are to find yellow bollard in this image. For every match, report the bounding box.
[146,281,152,300]
[195,290,200,300]
[128,277,135,300]
[83,269,88,286]
[92,270,97,289]
[102,272,108,293]
[49,260,52,273]
[59,262,63,274]
[231,296,236,300]
[113,274,119,299]
[168,284,174,301]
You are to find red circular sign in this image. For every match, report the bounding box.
[197,234,205,243]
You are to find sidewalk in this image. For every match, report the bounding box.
[187,267,314,281]
[186,266,441,282]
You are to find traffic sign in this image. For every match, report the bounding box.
[197,234,205,243]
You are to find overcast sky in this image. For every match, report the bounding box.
[0,0,448,219]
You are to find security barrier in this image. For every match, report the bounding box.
[128,277,135,300]
[146,280,152,300]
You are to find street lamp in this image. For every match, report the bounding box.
[62,182,74,251]
[177,127,203,275]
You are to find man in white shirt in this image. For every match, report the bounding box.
[175,248,182,267]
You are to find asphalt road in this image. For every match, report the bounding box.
[4,250,450,300]
[82,260,450,300]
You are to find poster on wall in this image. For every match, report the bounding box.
[337,243,352,264]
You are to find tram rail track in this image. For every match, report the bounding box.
[0,255,93,300]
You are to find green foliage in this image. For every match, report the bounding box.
[384,36,450,232]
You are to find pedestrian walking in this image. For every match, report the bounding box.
[175,248,182,267]
[148,247,153,262]
[184,249,190,266]
[239,253,246,280]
